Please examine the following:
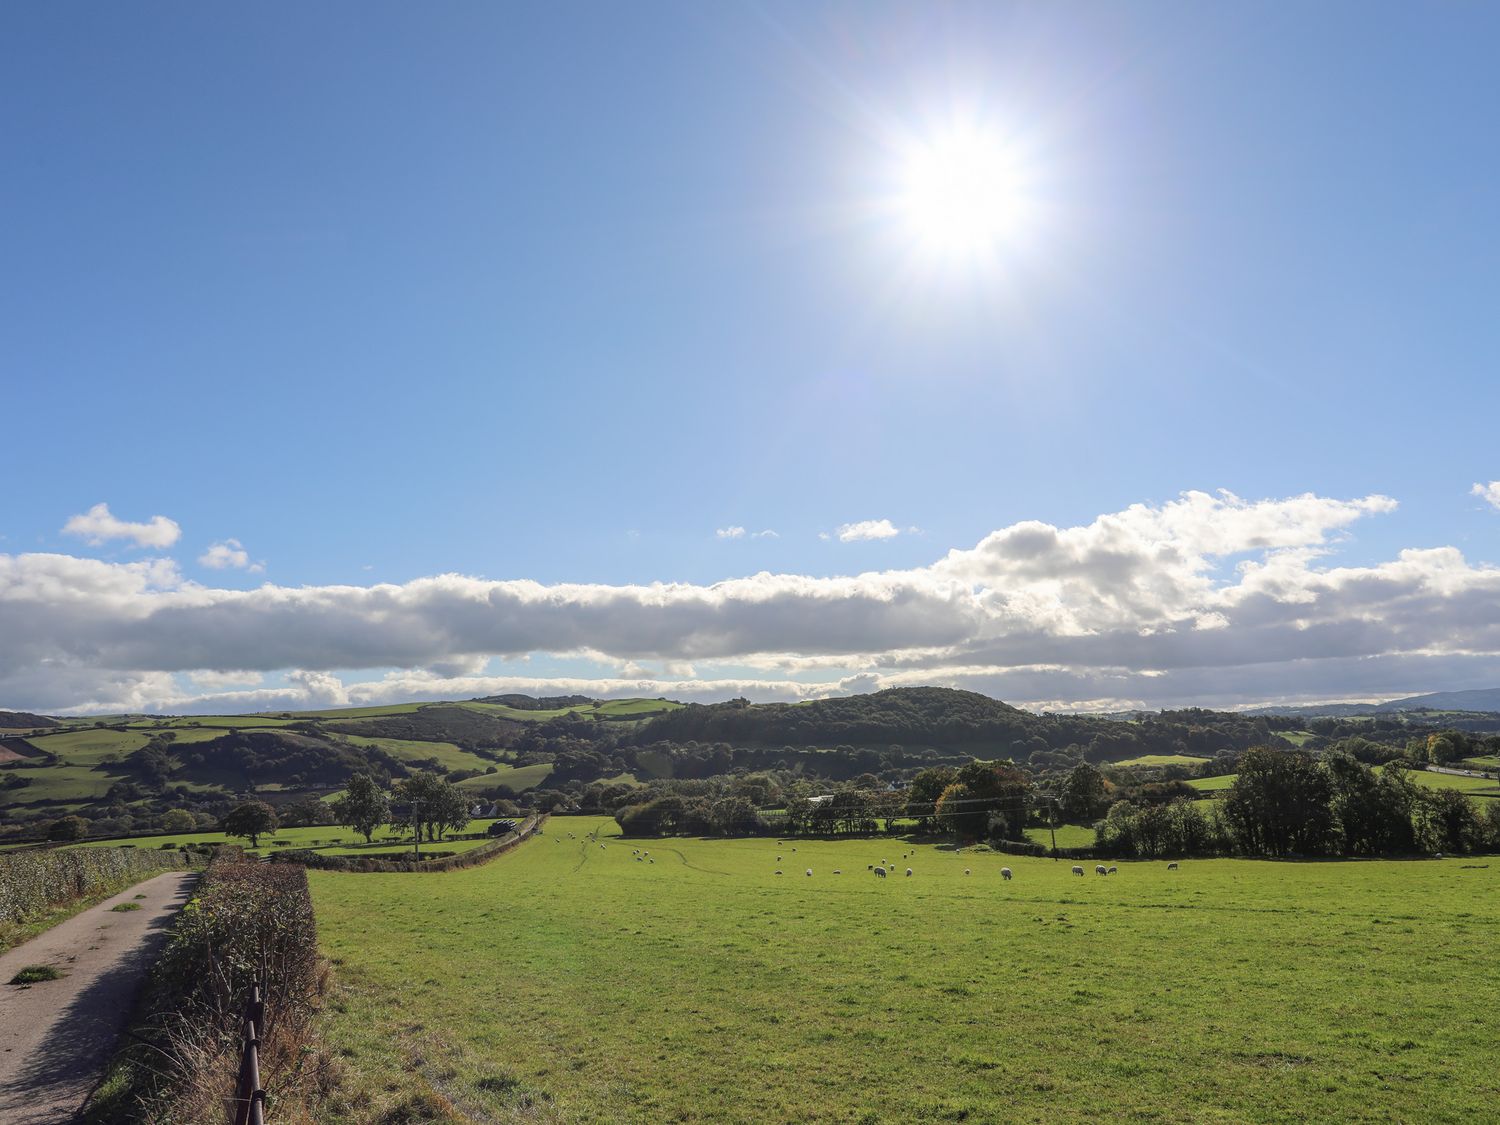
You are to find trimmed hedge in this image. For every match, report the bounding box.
[86,848,324,1122]
[0,845,189,927]
[271,813,547,873]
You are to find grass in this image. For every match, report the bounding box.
[109,902,142,912]
[456,761,553,791]
[1187,773,1236,791]
[9,964,64,985]
[310,816,1500,1123]
[341,734,494,774]
[1023,822,1097,848]
[1113,753,1208,768]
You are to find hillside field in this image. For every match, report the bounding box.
[310,816,1500,1123]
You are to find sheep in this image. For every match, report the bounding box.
[777,856,782,862]
[905,868,913,877]
[775,870,783,876]
[964,869,971,876]
[1072,866,1084,876]
[874,867,887,878]
[635,856,643,862]
[867,864,873,870]
[833,870,842,875]
[1001,867,1012,881]
[1435,852,1445,860]
[805,868,813,877]
[1108,866,1118,874]
[1167,862,1178,870]
[648,858,654,864]
[1095,865,1108,875]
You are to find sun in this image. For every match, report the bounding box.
[893,125,1031,260]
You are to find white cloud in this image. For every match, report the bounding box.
[62,502,181,549]
[716,526,746,539]
[836,519,900,542]
[752,529,779,539]
[198,539,263,572]
[10,489,1500,714]
[1472,481,1500,511]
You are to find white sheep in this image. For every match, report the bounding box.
[1072,866,1084,876]
[874,867,887,878]
[1108,866,1118,875]
[867,864,873,870]
[1435,852,1445,860]
[1167,862,1178,870]
[833,869,842,875]
[1095,865,1108,875]
[1001,867,1012,881]
[964,869,971,876]
[905,868,913,877]
[775,870,782,875]
[805,868,813,877]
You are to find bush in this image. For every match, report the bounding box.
[1,846,188,928]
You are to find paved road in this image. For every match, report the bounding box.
[0,871,197,1125]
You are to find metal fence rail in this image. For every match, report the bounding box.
[230,983,266,1125]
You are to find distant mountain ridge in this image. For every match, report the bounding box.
[1375,688,1500,713]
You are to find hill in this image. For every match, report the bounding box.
[1375,688,1500,713]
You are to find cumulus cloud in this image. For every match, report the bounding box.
[62,503,181,549]
[8,489,1500,714]
[1473,481,1500,511]
[752,529,779,539]
[198,539,264,572]
[716,527,746,539]
[836,519,900,542]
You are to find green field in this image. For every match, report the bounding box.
[1187,773,1236,791]
[1023,822,1097,848]
[310,817,1500,1123]
[341,734,494,774]
[1113,753,1209,768]
[456,761,553,791]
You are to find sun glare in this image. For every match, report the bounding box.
[893,126,1032,261]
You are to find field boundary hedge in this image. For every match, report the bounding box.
[0,844,190,928]
[270,812,548,873]
[84,848,332,1123]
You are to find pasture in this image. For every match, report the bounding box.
[1113,753,1208,768]
[64,818,512,856]
[310,816,1500,1123]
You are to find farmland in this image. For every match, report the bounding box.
[311,816,1500,1123]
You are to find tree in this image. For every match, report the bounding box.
[159,809,197,833]
[222,800,278,848]
[332,773,390,843]
[1416,788,1483,854]
[394,772,470,851]
[906,766,958,824]
[280,795,334,828]
[709,796,761,836]
[1060,762,1110,821]
[48,815,89,842]
[1221,748,1332,857]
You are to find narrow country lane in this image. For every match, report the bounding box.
[0,870,197,1125]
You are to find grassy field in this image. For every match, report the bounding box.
[341,734,494,774]
[1023,823,1097,848]
[1113,753,1208,768]
[456,761,553,791]
[1186,773,1236,791]
[310,816,1500,1123]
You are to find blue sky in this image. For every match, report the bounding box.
[4,3,1500,713]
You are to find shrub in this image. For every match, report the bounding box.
[1,846,188,928]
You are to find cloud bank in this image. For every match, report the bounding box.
[8,489,1500,714]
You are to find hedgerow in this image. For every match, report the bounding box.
[270,812,546,873]
[85,849,336,1124]
[0,845,188,928]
